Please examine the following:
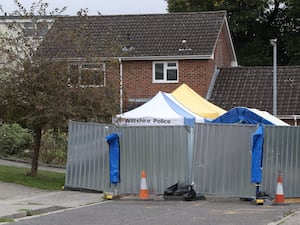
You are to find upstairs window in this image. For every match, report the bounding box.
[153,61,178,83]
[68,63,106,87]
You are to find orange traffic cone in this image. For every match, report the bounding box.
[139,170,149,199]
[275,174,285,204]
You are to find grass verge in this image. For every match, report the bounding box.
[0,165,65,190]
[0,218,14,223]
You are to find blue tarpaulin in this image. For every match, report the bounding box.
[210,107,288,125]
[105,133,120,184]
[251,125,264,183]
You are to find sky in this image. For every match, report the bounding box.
[0,0,168,16]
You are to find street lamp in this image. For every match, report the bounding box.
[270,38,277,116]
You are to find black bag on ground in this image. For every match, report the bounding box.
[164,182,189,196]
[163,182,206,201]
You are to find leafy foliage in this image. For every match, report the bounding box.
[0,1,119,176]
[40,129,67,165]
[0,123,33,155]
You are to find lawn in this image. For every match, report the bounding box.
[0,165,65,190]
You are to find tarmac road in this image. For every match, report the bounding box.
[4,198,300,225]
[0,159,300,225]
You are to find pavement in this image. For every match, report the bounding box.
[267,211,300,225]
[0,181,104,222]
[0,159,300,224]
[0,159,104,223]
[1,183,300,225]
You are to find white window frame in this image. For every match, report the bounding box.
[68,63,106,87]
[152,61,179,83]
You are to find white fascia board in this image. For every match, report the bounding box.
[277,115,300,119]
[0,18,55,24]
[47,55,213,62]
[213,16,238,66]
[119,54,213,61]
[224,16,238,65]
[44,57,108,62]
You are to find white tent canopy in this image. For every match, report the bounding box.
[248,108,289,126]
[113,91,205,126]
[164,93,204,123]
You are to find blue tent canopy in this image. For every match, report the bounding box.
[210,107,288,125]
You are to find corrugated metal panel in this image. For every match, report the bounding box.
[262,126,300,198]
[65,121,115,191]
[66,121,300,197]
[66,121,190,194]
[117,126,189,194]
[192,123,258,197]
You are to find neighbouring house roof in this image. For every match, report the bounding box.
[208,66,300,116]
[0,16,55,37]
[0,16,55,68]
[36,11,234,60]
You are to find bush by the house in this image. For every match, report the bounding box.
[40,129,67,165]
[0,123,33,156]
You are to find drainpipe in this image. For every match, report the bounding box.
[119,58,123,113]
[206,68,220,99]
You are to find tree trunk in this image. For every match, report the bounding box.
[31,128,42,176]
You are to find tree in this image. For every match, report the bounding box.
[166,0,300,66]
[269,0,300,65]
[0,1,119,176]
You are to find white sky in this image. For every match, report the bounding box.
[0,0,168,16]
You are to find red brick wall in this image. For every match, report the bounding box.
[106,61,120,87]
[110,59,216,111]
[280,119,299,126]
[106,24,235,111]
[178,59,214,96]
[214,24,235,67]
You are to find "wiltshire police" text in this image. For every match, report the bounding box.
[123,118,171,124]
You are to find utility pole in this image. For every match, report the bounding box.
[270,38,277,116]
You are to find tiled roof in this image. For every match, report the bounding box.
[208,66,300,115]
[36,11,226,59]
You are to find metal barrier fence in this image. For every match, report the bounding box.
[192,123,257,197]
[66,122,115,191]
[66,121,190,194]
[262,126,300,198]
[66,121,300,197]
[117,126,190,194]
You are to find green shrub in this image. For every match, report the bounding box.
[0,125,68,165]
[0,123,33,156]
[40,129,67,165]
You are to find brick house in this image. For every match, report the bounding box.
[0,16,54,69]
[207,66,300,125]
[36,11,237,112]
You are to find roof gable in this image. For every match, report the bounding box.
[208,66,300,115]
[36,11,227,59]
